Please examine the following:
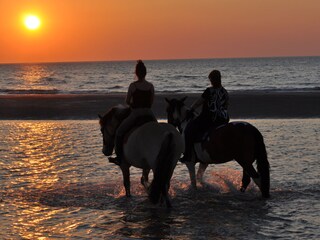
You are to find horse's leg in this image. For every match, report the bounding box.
[238,161,261,190]
[120,165,131,197]
[140,168,150,191]
[156,180,172,208]
[246,165,261,189]
[196,162,208,184]
[164,184,172,208]
[185,162,197,188]
[240,170,251,192]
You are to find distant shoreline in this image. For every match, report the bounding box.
[0,91,319,120]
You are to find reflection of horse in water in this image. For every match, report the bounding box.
[166,97,270,198]
[99,106,184,207]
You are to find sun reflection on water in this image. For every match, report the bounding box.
[20,65,51,82]
[8,122,62,189]
[1,121,100,239]
[13,64,58,93]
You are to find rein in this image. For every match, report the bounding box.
[176,108,195,133]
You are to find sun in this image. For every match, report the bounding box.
[24,15,41,30]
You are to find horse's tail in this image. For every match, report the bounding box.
[149,132,175,207]
[255,129,270,198]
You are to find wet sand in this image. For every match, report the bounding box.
[0,91,319,120]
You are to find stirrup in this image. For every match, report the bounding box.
[108,156,121,166]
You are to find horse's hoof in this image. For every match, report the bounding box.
[240,186,246,192]
[190,185,197,191]
[108,157,121,166]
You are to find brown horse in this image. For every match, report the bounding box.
[166,97,270,198]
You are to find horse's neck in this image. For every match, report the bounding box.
[179,106,191,133]
[116,107,131,122]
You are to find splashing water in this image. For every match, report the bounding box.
[0,119,319,239]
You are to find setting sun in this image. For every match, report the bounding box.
[24,15,41,30]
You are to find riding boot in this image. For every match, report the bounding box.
[108,135,123,166]
[180,137,193,163]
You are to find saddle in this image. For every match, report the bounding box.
[194,123,226,143]
[123,115,157,144]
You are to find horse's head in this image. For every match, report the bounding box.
[98,106,130,156]
[165,96,188,128]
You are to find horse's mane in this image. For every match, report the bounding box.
[99,105,130,126]
[166,97,198,120]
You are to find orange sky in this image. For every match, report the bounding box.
[0,0,319,63]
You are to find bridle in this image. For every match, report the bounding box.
[170,104,193,133]
[100,115,121,144]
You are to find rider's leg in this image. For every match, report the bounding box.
[181,115,210,163]
[180,121,197,163]
[110,108,153,165]
[109,133,124,165]
[109,112,136,165]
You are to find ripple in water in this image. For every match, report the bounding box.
[0,119,319,239]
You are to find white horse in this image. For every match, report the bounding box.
[99,106,184,207]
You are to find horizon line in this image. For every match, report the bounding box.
[1,55,319,65]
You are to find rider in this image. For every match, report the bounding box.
[180,70,230,163]
[109,60,156,165]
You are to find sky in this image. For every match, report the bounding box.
[0,0,319,63]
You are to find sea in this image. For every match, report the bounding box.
[0,56,319,94]
[0,57,319,239]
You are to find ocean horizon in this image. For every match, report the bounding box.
[1,56,319,95]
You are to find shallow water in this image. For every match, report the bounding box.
[0,119,319,239]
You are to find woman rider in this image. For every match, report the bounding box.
[180,70,230,163]
[109,60,156,165]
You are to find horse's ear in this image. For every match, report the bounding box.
[165,98,171,104]
[180,96,187,102]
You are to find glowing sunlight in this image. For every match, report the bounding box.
[24,15,41,30]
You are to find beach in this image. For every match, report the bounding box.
[0,91,319,120]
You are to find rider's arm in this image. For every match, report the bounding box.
[150,84,155,106]
[221,87,229,109]
[191,87,210,111]
[125,83,135,105]
[190,97,204,111]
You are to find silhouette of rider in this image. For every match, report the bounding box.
[180,70,229,163]
[109,60,156,165]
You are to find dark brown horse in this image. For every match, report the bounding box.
[166,97,270,198]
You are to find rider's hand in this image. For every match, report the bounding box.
[186,108,194,119]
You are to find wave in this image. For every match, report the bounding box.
[259,87,320,92]
[168,75,199,80]
[0,86,319,95]
[39,77,67,84]
[109,85,122,89]
[0,89,60,94]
